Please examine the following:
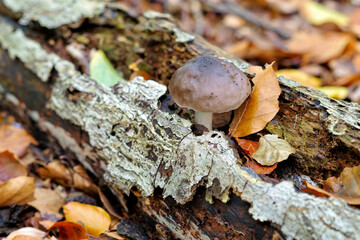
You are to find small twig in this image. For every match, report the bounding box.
[202,0,291,39]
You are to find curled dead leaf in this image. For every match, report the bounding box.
[229,63,281,137]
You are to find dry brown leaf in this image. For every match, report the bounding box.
[63,201,111,237]
[0,124,38,157]
[229,63,281,137]
[287,32,354,64]
[37,161,72,187]
[73,165,98,196]
[338,165,360,198]
[5,227,47,240]
[28,188,65,218]
[0,176,35,207]
[0,150,27,183]
[252,134,295,166]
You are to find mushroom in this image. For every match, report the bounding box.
[168,56,252,131]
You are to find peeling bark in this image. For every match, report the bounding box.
[0,1,360,239]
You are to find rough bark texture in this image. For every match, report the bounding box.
[0,1,360,239]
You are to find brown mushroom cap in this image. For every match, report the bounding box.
[169,56,252,113]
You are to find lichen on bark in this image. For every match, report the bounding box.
[1,3,360,239]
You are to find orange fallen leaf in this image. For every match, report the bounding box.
[229,63,281,137]
[301,180,332,198]
[301,180,360,205]
[235,138,259,156]
[0,150,27,183]
[0,124,38,157]
[50,221,88,240]
[0,176,35,207]
[63,201,111,237]
[5,227,46,240]
[28,188,65,218]
[235,138,277,174]
[246,158,278,175]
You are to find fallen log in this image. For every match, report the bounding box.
[0,1,359,239]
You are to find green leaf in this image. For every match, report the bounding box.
[89,50,125,87]
[252,134,295,166]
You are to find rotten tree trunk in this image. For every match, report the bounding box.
[0,1,360,239]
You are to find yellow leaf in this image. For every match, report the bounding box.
[28,188,65,217]
[229,63,281,137]
[0,176,35,207]
[300,0,349,27]
[252,134,296,166]
[317,86,348,99]
[276,69,322,88]
[63,201,111,237]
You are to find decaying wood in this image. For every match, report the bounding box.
[0,1,360,239]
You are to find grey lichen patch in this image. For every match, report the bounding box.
[3,0,105,29]
[0,18,61,81]
[243,181,360,240]
[50,59,192,196]
[3,19,360,239]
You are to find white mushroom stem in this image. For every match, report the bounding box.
[194,111,213,131]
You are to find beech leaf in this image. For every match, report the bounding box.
[63,201,111,237]
[252,134,295,166]
[28,188,65,218]
[229,63,281,137]
[0,176,35,207]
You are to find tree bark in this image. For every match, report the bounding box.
[0,1,360,239]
